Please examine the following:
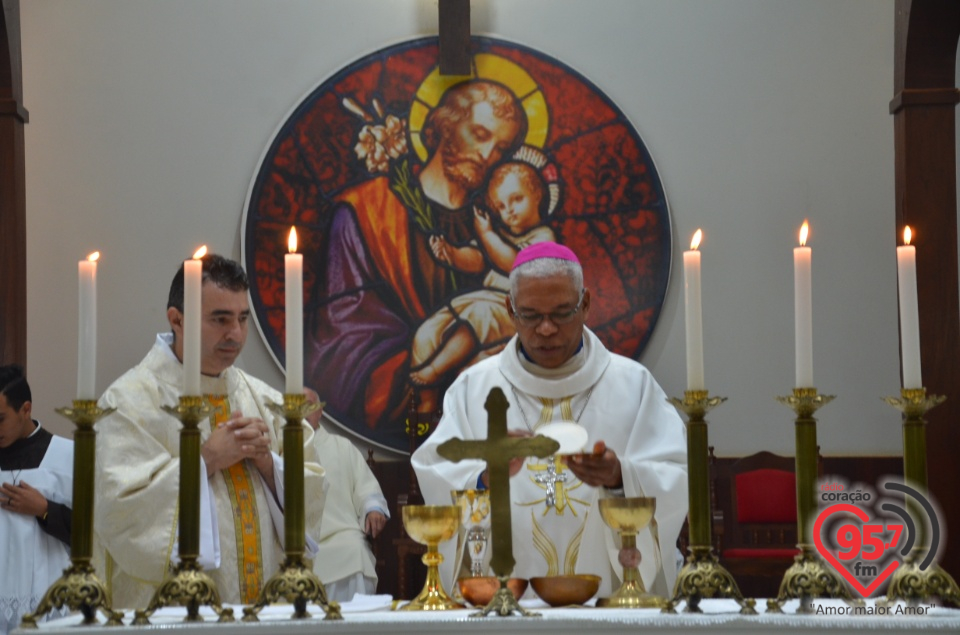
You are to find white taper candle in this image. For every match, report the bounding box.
[794,221,813,388]
[285,228,304,394]
[897,227,922,389]
[683,230,705,391]
[183,247,206,395]
[77,252,99,399]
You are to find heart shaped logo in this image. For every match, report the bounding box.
[813,503,900,597]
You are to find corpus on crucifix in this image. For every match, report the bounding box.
[437,387,559,617]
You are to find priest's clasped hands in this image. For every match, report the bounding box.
[201,411,275,487]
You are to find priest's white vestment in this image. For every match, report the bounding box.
[412,328,687,597]
[94,334,327,609]
[308,425,388,600]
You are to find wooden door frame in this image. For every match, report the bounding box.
[891,0,960,576]
[0,0,28,366]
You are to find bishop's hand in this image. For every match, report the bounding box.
[564,440,623,488]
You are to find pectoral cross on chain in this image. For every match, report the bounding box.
[531,458,567,510]
[437,387,558,617]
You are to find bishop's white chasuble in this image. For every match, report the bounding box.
[413,328,688,598]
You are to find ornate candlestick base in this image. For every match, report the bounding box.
[878,548,960,608]
[242,556,342,620]
[20,401,125,628]
[767,389,860,614]
[664,391,755,615]
[20,562,124,628]
[668,547,757,615]
[471,575,538,617]
[765,545,862,614]
[133,397,233,625]
[132,561,234,624]
[243,394,342,621]
[877,388,959,608]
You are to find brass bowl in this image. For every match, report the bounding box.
[457,577,528,607]
[529,574,601,607]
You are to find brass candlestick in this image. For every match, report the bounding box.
[664,390,755,615]
[597,497,667,609]
[242,393,342,621]
[133,396,234,625]
[767,388,859,614]
[400,505,464,610]
[879,388,960,607]
[20,400,124,629]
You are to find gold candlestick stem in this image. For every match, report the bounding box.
[133,396,234,625]
[879,388,959,607]
[664,391,755,615]
[242,393,342,621]
[20,401,124,629]
[767,388,860,614]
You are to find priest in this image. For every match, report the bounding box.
[304,388,388,600]
[0,365,73,633]
[412,242,687,598]
[94,254,327,609]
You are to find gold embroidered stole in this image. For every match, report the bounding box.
[206,395,263,603]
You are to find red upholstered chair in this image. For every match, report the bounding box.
[717,451,815,599]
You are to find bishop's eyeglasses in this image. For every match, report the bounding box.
[511,289,586,327]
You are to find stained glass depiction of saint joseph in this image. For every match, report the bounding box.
[309,68,543,436]
[244,38,672,453]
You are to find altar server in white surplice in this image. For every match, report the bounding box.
[0,365,73,634]
[94,254,326,609]
[304,388,389,600]
[412,242,688,598]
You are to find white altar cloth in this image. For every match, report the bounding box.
[18,597,960,635]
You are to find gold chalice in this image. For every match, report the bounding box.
[596,496,665,608]
[451,489,491,579]
[401,505,464,611]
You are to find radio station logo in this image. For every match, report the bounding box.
[813,479,942,598]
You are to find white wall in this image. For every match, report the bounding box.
[21,0,902,456]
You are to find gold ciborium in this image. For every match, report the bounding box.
[596,497,665,608]
[401,505,464,611]
[451,489,491,579]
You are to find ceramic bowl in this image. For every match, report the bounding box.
[458,576,528,607]
[529,574,601,607]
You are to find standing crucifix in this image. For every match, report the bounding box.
[437,387,559,617]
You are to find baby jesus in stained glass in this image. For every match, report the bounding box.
[409,149,559,413]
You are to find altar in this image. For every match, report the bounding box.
[18,598,960,635]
